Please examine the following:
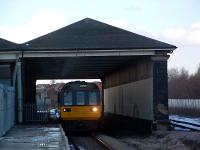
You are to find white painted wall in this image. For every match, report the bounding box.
[104,78,153,120]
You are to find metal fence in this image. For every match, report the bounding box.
[23,104,49,123]
[0,84,15,137]
[169,99,200,116]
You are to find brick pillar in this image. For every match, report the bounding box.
[152,55,170,130]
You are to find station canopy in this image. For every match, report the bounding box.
[0,18,177,79]
[23,18,176,51]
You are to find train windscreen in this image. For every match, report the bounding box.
[76,91,85,105]
[88,92,98,105]
[64,92,72,105]
[62,90,100,106]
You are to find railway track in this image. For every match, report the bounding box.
[61,123,111,149]
[68,134,112,150]
[170,119,200,131]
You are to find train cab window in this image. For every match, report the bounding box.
[64,92,72,105]
[88,92,98,105]
[76,91,85,105]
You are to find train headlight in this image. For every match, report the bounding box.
[63,108,71,112]
[92,107,98,112]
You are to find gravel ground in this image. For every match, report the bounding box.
[98,130,200,150]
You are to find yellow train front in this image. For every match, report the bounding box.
[58,81,102,131]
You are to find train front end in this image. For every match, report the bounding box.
[59,81,102,130]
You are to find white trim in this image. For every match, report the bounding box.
[0,53,19,60]
[22,50,155,57]
[0,48,175,60]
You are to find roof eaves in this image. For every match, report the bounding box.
[21,46,177,51]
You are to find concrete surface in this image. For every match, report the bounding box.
[0,124,70,150]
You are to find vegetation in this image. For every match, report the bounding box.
[168,65,200,99]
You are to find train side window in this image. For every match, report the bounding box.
[88,92,98,105]
[64,92,72,105]
[76,91,85,105]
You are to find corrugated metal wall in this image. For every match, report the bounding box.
[169,99,200,116]
[0,84,15,137]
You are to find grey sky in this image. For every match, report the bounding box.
[0,0,199,73]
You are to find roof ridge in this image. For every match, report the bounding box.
[2,18,176,51]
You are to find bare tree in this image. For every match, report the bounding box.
[168,65,200,99]
[168,68,179,81]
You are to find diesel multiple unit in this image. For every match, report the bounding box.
[58,81,102,130]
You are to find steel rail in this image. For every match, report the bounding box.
[92,134,112,150]
[170,119,200,131]
[66,134,112,150]
[67,136,79,150]
[170,119,200,127]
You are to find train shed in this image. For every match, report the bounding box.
[0,18,177,131]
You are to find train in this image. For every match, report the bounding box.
[58,81,102,130]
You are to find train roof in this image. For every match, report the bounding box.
[60,81,99,91]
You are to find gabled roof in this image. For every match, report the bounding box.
[0,38,18,51]
[24,18,176,51]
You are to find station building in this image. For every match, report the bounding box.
[0,18,176,133]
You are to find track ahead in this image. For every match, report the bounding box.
[170,119,200,131]
[67,134,111,150]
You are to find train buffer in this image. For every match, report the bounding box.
[0,124,70,150]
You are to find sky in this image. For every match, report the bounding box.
[36,79,101,85]
[0,0,200,76]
